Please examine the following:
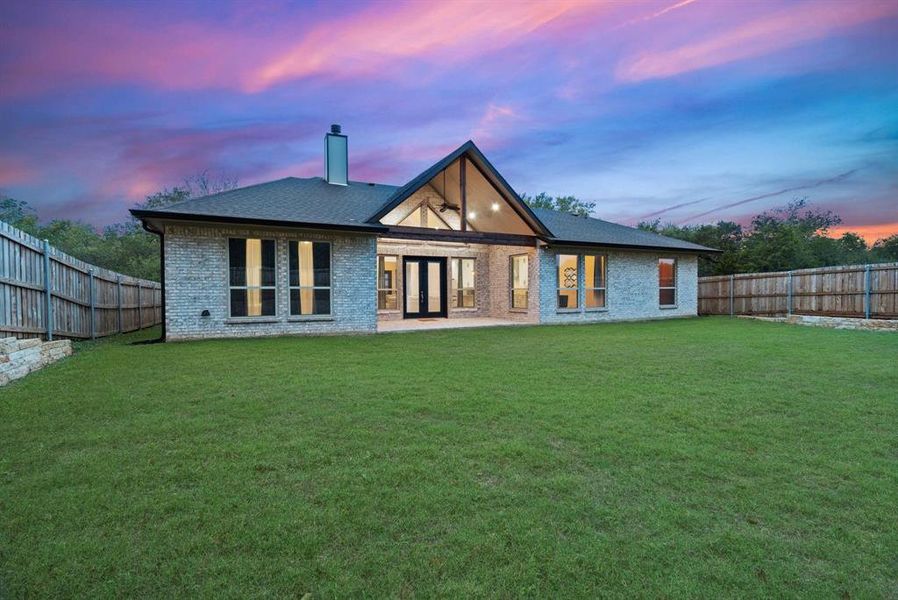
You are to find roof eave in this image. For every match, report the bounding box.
[542,237,722,254]
[129,209,388,234]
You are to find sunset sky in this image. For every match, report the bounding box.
[1,0,896,241]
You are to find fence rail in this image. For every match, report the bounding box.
[698,262,898,319]
[0,220,161,340]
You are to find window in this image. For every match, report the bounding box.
[450,257,475,308]
[229,238,276,317]
[289,241,331,316]
[377,255,398,310]
[585,255,607,309]
[510,254,529,309]
[557,254,578,309]
[659,258,676,306]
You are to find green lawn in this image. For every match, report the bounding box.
[1,318,896,598]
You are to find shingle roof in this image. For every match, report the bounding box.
[533,208,717,252]
[132,177,397,231]
[132,158,717,253]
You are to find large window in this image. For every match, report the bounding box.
[289,241,331,316]
[451,257,475,308]
[510,254,529,309]
[585,255,607,309]
[557,254,578,309]
[377,255,398,310]
[229,238,276,317]
[659,258,676,306]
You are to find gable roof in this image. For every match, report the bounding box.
[131,143,719,253]
[367,140,551,237]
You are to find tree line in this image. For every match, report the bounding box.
[0,173,236,281]
[1,183,895,281]
[527,193,898,276]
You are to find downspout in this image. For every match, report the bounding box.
[140,220,166,342]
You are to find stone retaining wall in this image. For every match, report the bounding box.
[739,315,898,331]
[0,338,73,386]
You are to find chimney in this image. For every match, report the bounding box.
[324,124,348,185]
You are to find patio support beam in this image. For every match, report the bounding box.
[460,155,467,232]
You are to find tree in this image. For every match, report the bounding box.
[522,192,595,217]
[742,199,841,272]
[0,173,238,281]
[872,234,898,261]
[0,195,39,234]
[638,219,747,276]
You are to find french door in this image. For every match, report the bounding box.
[403,256,447,318]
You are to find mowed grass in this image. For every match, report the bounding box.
[1,318,896,598]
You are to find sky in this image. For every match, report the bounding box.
[1,0,897,242]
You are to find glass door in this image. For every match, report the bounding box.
[403,257,447,318]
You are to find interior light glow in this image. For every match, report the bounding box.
[468,211,477,219]
[491,202,500,212]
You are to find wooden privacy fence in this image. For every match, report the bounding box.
[0,220,161,340]
[699,262,898,319]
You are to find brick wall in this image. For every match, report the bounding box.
[486,245,540,322]
[537,247,698,324]
[163,224,377,340]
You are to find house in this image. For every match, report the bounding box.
[131,125,718,340]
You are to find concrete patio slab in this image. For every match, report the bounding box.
[377,317,529,333]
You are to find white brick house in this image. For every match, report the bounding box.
[132,126,717,341]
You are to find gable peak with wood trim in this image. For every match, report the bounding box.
[370,141,550,237]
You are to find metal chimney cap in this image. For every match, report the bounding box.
[330,124,342,134]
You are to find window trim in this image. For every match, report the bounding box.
[584,253,608,312]
[289,240,333,318]
[227,237,277,319]
[450,257,476,309]
[659,257,677,308]
[556,253,580,312]
[377,254,400,312]
[509,253,529,311]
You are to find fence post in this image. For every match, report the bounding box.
[42,239,54,340]
[137,282,142,329]
[117,276,123,333]
[864,264,871,319]
[729,274,735,316]
[88,269,96,340]
[787,271,793,316]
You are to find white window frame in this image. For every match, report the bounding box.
[510,253,529,310]
[377,254,399,311]
[556,254,579,311]
[584,254,607,311]
[659,257,677,308]
[289,240,333,317]
[451,257,476,309]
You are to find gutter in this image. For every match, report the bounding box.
[541,238,722,254]
[129,209,388,234]
[139,219,166,343]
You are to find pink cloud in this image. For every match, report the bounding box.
[0,6,282,97]
[0,156,34,186]
[246,1,604,91]
[616,0,898,82]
